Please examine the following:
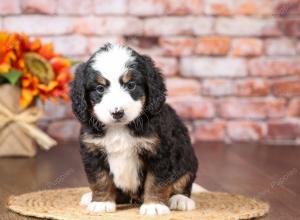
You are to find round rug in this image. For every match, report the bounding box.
[7,187,269,220]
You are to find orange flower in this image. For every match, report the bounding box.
[38,43,56,60]
[0,32,73,109]
[20,73,40,108]
[51,57,71,74]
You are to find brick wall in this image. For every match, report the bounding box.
[1,0,300,144]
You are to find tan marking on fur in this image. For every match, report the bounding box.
[140,135,159,153]
[90,170,116,202]
[121,72,132,84]
[172,172,192,194]
[81,133,105,152]
[143,172,172,204]
[140,95,146,105]
[96,75,107,86]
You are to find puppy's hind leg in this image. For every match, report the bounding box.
[168,173,196,211]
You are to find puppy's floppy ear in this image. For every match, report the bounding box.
[143,55,166,115]
[70,62,88,123]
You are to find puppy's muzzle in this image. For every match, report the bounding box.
[110,108,125,120]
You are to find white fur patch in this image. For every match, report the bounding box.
[87,201,116,213]
[92,44,142,125]
[140,203,170,216]
[80,192,92,206]
[168,194,196,211]
[92,44,134,81]
[192,183,208,193]
[82,126,157,193]
[93,88,142,125]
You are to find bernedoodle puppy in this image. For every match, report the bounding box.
[70,43,198,216]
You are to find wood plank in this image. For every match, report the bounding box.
[193,142,300,220]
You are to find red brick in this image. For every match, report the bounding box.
[3,16,75,35]
[152,57,178,76]
[144,17,194,36]
[275,0,300,17]
[159,37,194,56]
[265,38,297,56]
[193,17,215,36]
[21,0,57,14]
[167,96,215,119]
[219,99,264,119]
[144,17,213,36]
[232,38,263,57]
[193,121,225,141]
[166,78,201,96]
[248,58,300,77]
[57,0,92,15]
[277,18,300,36]
[94,0,127,14]
[180,58,247,78]
[87,37,125,54]
[204,0,234,16]
[266,99,287,118]
[128,0,202,16]
[43,35,87,56]
[216,17,281,36]
[47,120,81,141]
[128,0,165,15]
[218,98,286,119]
[267,122,300,140]
[227,121,266,142]
[163,0,203,15]
[75,17,143,35]
[205,0,274,16]
[195,36,230,55]
[235,79,269,97]
[0,0,20,15]
[202,79,234,96]
[272,80,300,97]
[236,0,274,16]
[288,98,300,117]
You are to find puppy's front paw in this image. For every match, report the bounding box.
[139,203,170,216]
[87,201,116,213]
[80,192,92,206]
[168,194,196,211]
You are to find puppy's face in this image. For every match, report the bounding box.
[71,43,166,129]
[87,45,146,125]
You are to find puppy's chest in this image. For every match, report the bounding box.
[83,127,157,192]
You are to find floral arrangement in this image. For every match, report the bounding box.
[0,32,73,109]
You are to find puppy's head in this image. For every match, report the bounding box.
[71,43,166,128]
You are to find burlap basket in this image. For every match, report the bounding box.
[0,84,57,157]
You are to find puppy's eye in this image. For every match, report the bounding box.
[96,85,105,94]
[126,82,136,91]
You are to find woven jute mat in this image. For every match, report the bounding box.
[7,187,269,220]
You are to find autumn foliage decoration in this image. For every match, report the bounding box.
[0,32,73,109]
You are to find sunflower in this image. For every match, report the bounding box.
[0,32,73,109]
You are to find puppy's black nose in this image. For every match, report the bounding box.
[111,108,124,120]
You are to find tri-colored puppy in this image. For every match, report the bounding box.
[70,43,198,216]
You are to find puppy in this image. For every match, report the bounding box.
[70,43,198,215]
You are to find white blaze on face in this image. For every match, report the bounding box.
[92,44,143,125]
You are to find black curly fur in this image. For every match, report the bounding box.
[70,43,198,204]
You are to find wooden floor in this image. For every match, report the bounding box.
[0,141,299,219]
